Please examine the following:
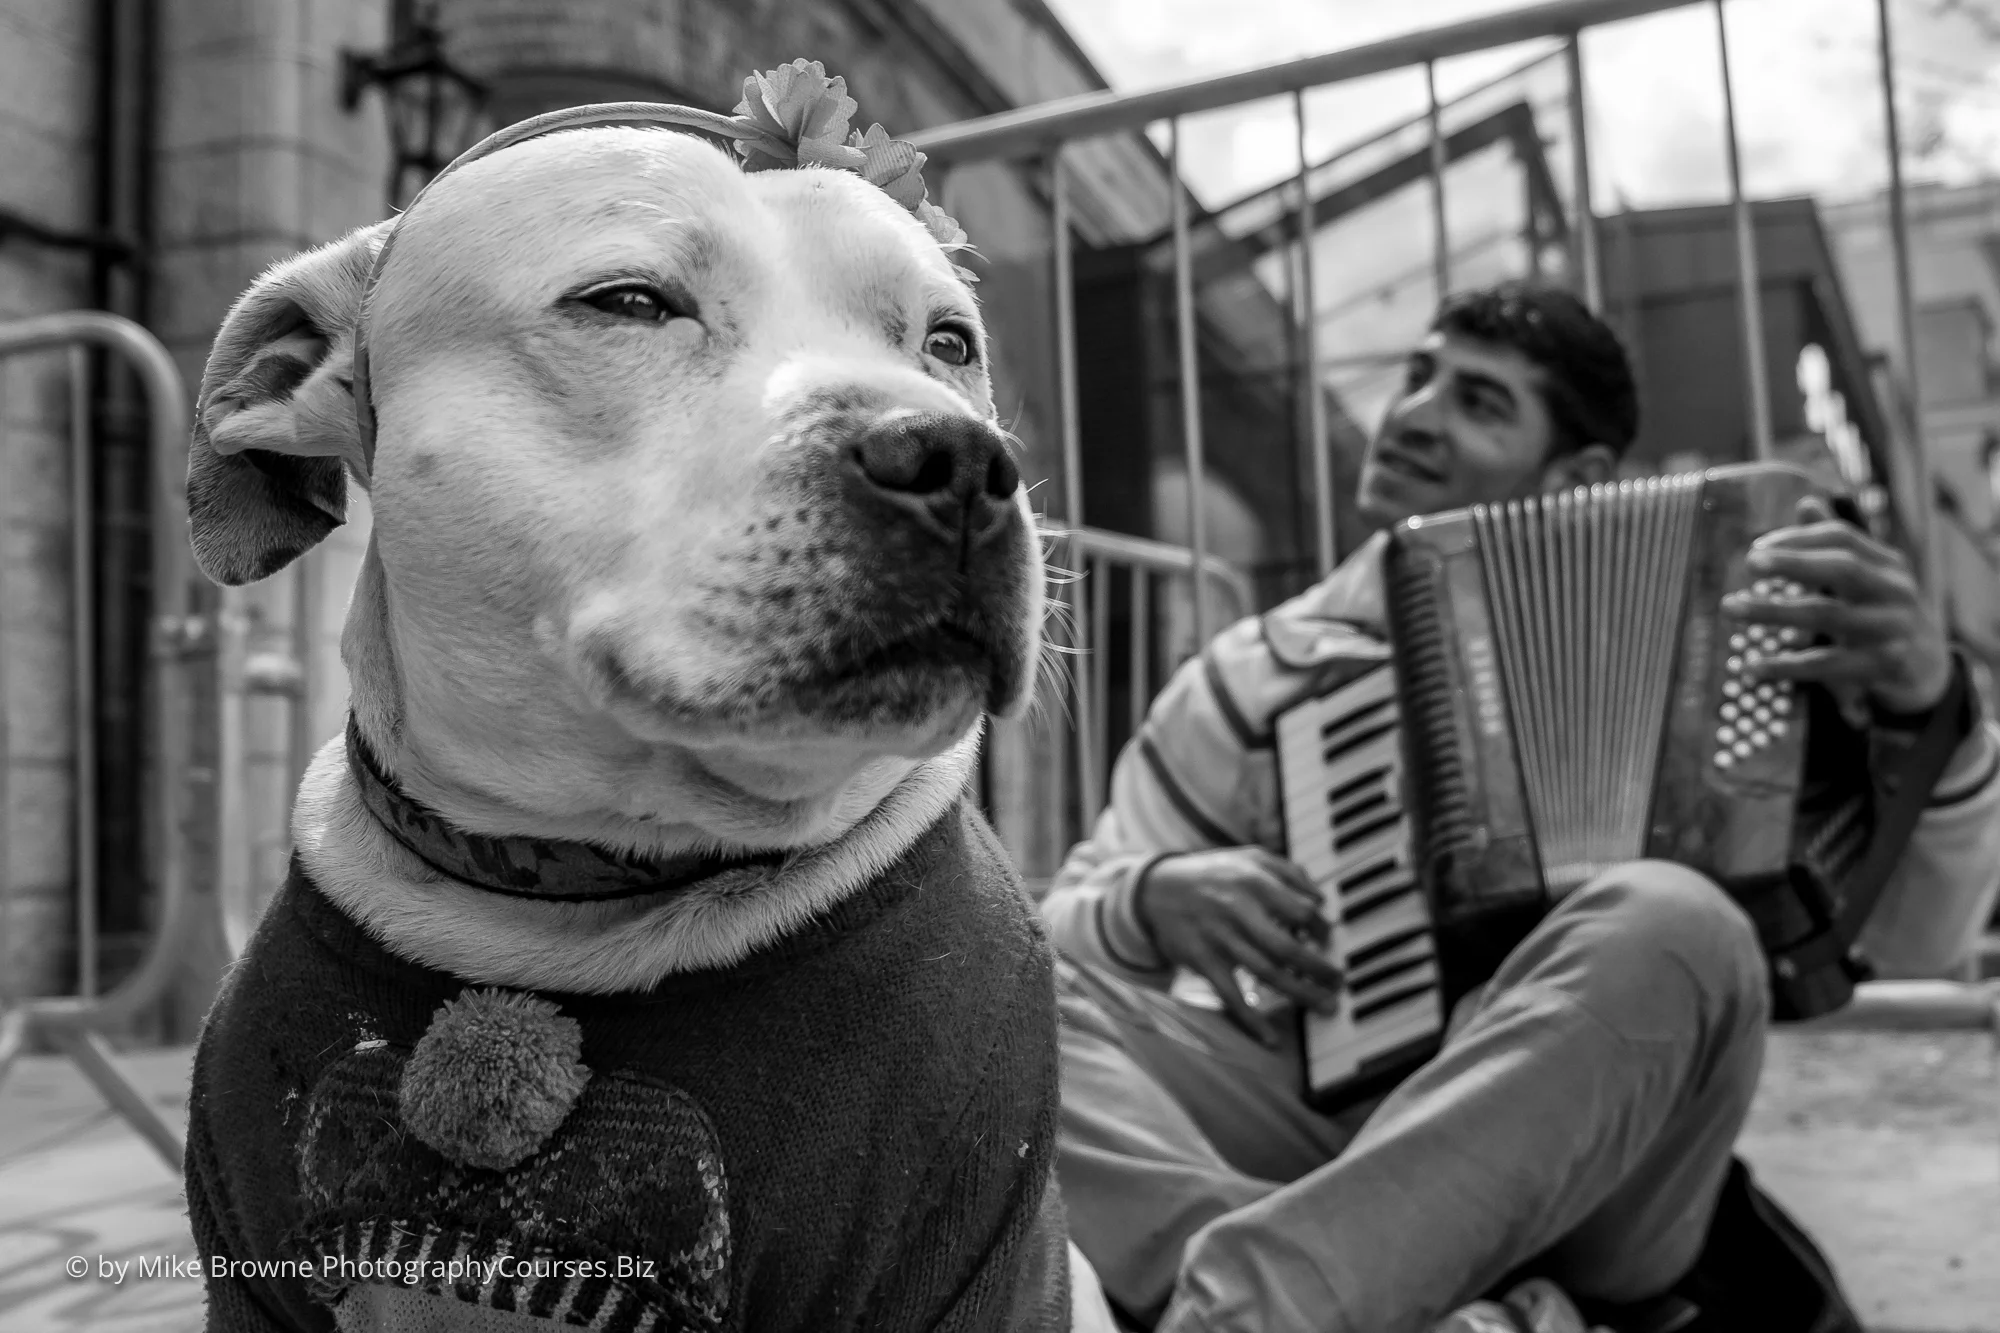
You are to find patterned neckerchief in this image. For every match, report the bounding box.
[343,715,789,901]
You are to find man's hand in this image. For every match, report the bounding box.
[1136,847,1344,1045]
[1722,495,1952,717]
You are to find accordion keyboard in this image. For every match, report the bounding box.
[1277,664,1447,1101]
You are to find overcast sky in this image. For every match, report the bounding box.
[1044,0,2000,210]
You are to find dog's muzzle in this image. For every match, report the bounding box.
[844,412,1021,554]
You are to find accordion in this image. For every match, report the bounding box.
[1279,462,1942,1110]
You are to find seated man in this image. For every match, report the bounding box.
[1042,281,2000,1333]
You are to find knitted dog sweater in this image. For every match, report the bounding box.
[185,799,1071,1332]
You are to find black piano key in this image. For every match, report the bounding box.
[1345,924,1430,971]
[1320,720,1397,767]
[1318,696,1393,747]
[1339,857,1405,898]
[1343,877,1416,923]
[1325,770,1384,808]
[1347,950,1436,993]
[1329,787,1392,826]
[1334,808,1402,853]
[1353,977,1440,1023]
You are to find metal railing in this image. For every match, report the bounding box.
[916,0,1990,1028]
[0,311,196,1170]
[1052,527,1257,831]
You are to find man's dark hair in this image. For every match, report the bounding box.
[1430,280,1640,458]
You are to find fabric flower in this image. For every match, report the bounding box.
[849,124,929,210]
[720,61,979,283]
[732,60,866,173]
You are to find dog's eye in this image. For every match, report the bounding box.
[924,326,975,367]
[582,286,690,325]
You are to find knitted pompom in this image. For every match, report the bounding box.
[398,988,591,1171]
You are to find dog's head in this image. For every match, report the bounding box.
[188,125,1043,849]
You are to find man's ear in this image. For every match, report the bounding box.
[1540,442,1618,493]
[187,220,393,587]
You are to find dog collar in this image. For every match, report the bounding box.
[344,715,788,902]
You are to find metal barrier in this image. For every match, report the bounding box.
[0,311,196,1170]
[914,0,1994,1028]
[1052,527,1257,830]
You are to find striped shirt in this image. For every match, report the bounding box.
[1042,532,2000,986]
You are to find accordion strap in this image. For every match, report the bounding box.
[1766,649,1980,1008]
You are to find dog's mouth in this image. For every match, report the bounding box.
[824,618,995,682]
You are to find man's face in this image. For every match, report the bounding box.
[1357,331,1572,528]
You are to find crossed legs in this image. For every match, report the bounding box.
[1055,859,1771,1333]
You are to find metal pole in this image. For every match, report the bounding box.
[1713,0,1773,461]
[1296,89,1336,579]
[909,0,1717,165]
[1048,155,1101,828]
[1425,61,1451,300]
[0,370,9,1006]
[0,311,193,1031]
[1170,119,1212,648]
[291,563,315,803]
[1877,0,1941,603]
[68,346,98,999]
[1564,33,1603,311]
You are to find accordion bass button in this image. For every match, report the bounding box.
[1715,750,1735,768]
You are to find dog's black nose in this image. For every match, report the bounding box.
[850,413,1020,536]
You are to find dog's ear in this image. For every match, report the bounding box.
[187,220,392,586]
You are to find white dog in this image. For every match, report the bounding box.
[180,95,1112,1333]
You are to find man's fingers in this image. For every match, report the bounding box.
[1722,590,1900,643]
[1239,854,1332,940]
[1192,951,1280,1047]
[1245,849,1325,905]
[1746,644,1877,688]
[1227,915,1345,1009]
[1758,498,1888,558]
[1745,543,1906,604]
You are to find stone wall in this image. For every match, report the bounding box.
[146,0,389,1033]
[0,0,97,998]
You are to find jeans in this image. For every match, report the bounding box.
[1053,859,1771,1333]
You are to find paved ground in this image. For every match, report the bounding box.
[0,1031,1992,1333]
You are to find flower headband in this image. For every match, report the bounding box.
[352,60,976,467]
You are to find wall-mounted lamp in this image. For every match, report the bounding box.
[341,0,489,210]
